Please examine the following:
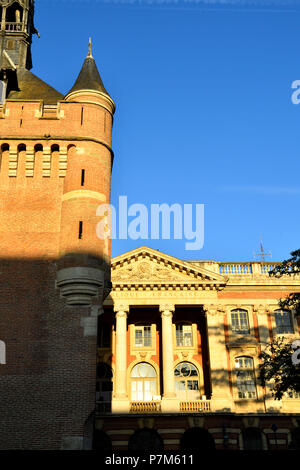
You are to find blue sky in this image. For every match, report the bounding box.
[33,0,300,262]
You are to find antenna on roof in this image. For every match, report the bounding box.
[253,237,272,262]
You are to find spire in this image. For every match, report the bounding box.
[65,39,112,100]
[87,38,93,59]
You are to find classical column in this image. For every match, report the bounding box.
[114,304,129,400]
[204,304,233,411]
[159,305,177,411]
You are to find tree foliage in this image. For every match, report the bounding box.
[269,249,300,316]
[258,249,300,399]
[259,337,300,400]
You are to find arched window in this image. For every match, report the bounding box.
[130,363,157,401]
[51,144,59,153]
[174,362,200,400]
[234,357,257,399]
[96,362,113,412]
[231,309,250,334]
[0,340,6,364]
[6,2,23,21]
[0,143,9,172]
[242,428,263,450]
[18,143,26,152]
[34,144,43,152]
[274,310,294,334]
[176,323,193,347]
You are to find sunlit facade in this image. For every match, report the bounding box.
[95,246,300,451]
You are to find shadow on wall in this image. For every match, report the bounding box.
[0,252,110,450]
[94,313,300,451]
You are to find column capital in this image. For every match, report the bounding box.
[159,304,175,316]
[113,304,129,316]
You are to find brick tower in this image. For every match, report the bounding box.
[0,0,115,449]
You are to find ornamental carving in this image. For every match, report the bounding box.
[203,304,225,316]
[253,304,270,315]
[112,260,202,283]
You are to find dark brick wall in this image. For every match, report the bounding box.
[0,257,98,449]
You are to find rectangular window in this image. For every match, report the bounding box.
[275,310,294,334]
[231,310,250,334]
[135,326,151,347]
[235,357,257,399]
[78,221,83,239]
[81,169,85,186]
[176,324,193,347]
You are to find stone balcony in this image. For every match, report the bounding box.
[96,400,212,416]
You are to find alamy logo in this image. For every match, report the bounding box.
[292,339,300,366]
[291,81,300,104]
[96,196,205,251]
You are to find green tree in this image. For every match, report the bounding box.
[269,249,300,316]
[258,249,300,399]
[259,337,300,400]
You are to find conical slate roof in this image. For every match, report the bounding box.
[7,68,64,104]
[66,55,111,98]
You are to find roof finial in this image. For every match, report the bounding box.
[87,37,93,59]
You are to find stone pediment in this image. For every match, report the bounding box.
[111,246,227,289]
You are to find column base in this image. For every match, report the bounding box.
[111,397,130,413]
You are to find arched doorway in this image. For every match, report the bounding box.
[93,430,112,451]
[180,427,215,451]
[128,428,164,451]
[242,428,263,450]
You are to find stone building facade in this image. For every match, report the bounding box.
[96,246,300,451]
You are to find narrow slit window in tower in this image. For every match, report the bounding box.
[79,221,83,239]
[81,169,85,186]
